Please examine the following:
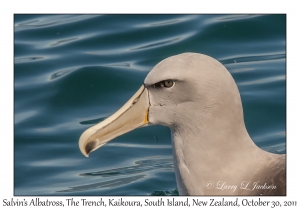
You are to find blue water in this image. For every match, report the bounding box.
[14,14,286,195]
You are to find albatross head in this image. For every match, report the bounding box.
[79,52,245,157]
[79,52,286,196]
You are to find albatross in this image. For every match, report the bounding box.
[78,53,286,195]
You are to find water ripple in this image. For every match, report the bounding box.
[50,67,78,80]
[87,32,194,56]
[15,15,99,32]
[238,75,285,86]
[254,131,286,142]
[135,15,197,28]
[101,62,149,71]
[58,158,173,193]
[151,189,178,196]
[58,175,145,193]
[130,36,183,51]
[80,158,173,177]
[205,14,263,25]
[50,37,79,47]
[15,110,38,124]
[15,56,45,63]
[220,53,285,65]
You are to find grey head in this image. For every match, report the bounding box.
[78,52,286,195]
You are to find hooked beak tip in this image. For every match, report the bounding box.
[78,85,149,157]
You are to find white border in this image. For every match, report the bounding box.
[2,0,300,209]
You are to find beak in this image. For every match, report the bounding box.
[79,85,149,157]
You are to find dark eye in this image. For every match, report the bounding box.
[164,80,173,88]
[152,80,174,88]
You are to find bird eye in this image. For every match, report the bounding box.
[164,80,174,88]
[152,80,174,88]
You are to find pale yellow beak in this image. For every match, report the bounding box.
[79,85,149,157]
